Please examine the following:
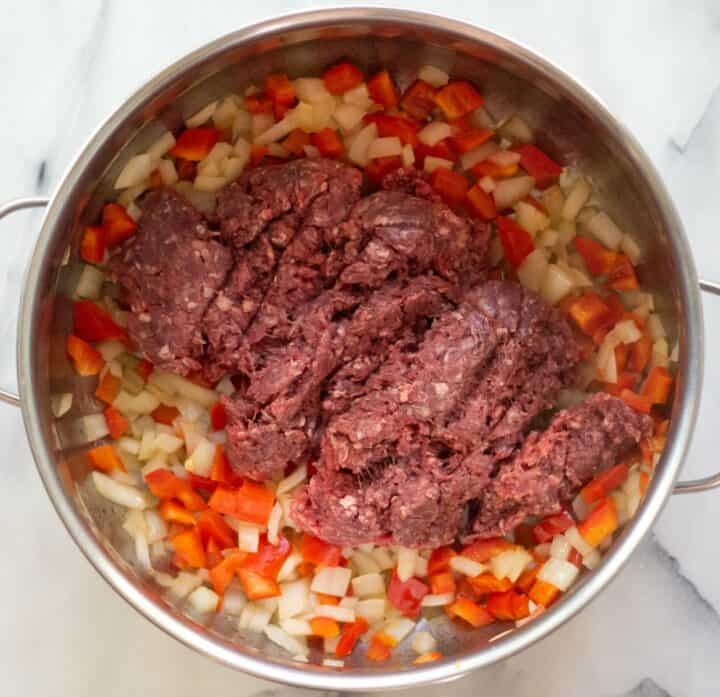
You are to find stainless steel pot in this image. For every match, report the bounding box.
[2,8,719,692]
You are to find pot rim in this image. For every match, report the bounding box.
[16,8,703,691]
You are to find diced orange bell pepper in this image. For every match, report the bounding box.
[367,69,398,108]
[87,444,125,473]
[428,545,456,574]
[363,113,421,146]
[250,144,268,166]
[208,480,275,526]
[452,128,494,154]
[364,155,402,184]
[299,533,343,567]
[171,527,207,569]
[466,183,497,221]
[311,128,344,157]
[400,80,437,120]
[103,406,129,440]
[367,636,392,662]
[446,597,495,627]
[629,332,653,373]
[429,571,456,595]
[310,616,341,638]
[244,95,274,114]
[578,496,618,547]
[466,573,513,596]
[144,469,207,512]
[387,571,429,618]
[322,61,364,95]
[73,300,128,343]
[67,334,104,376]
[639,471,651,495]
[607,254,639,291]
[209,550,246,595]
[264,73,296,106]
[95,371,121,404]
[80,225,105,264]
[641,366,673,405]
[336,617,369,658]
[197,509,236,550]
[429,167,469,204]
[472,160,519,179]
[573,237,618,276]
[581,462,630,504]
[619,388,653,414]
[237,568,281,600]
[170,127,222,161]
[434,81,484,119]
[151,403,180,426]
[532,509,575,543]
[414,651,443,665]
[640,435,666,465]
[282,129,311,156]
[565,292,615,338]
[210,444,242,485]
[102,203,137,248]
[486,590,530,621]
[513,144,563,189]
[461,537,514,563]
[158,500,197,527]
[528,578,560,607]
[496,215,535,267]
[515,564,541,594]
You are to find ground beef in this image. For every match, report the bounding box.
[468,393,654,540]
[108,189,232,375]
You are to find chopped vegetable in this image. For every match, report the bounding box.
[151,404,181,426]
[581,463,630,504]
[144,469,207,512]
[466,183,497,221]
[641,366,673,405]
[299,533,343,567]
[237,568,281,600]
[446,597,494,627]
[170,527,207,569]
[103,406,129,440]
[73,300,128,343]
[496,216,535,267]
[532,510,574,543]
[67,335,104,376]
[95,371,121,404]
[264,74,296,106]
[170,127,222,161]
[311,128,344,157]
[486,590,530,621]
[452,128,494,154]
[80,226,105,264]
[434,81,484,119]
[578,497,618,547]
[322,62,364,95]
[514,144,562,189]
[429,167,469,204]
[387,572,429,618]
[208,481,275,526]
[399,80,437,120]
[335,617,369,657]
[102,203,137,247]
[367,70,398,108]
[87,444,125,473]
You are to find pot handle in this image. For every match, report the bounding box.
[0,196,49,407]
[673,279,720,493]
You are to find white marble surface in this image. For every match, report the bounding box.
[1,1,719,696]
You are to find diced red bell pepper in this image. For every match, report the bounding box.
[208,480,275,526]
[581,463,630,504]
[102,203,138,247]
[387,571,429,618]
[615,342,629,373]
[446,597,494,627]
[532,509,575,544]
[452,128,494,154]
[282,128,311,156]
[205,537,224,569]
[298,533,343,567]
[472,160,518,179]
[434,81,484,119]
[496,215,535,267]
[144,469,207,512]
[513,144,563,189]
[515,564,542,594]
[171,527,207,569]
[175,158,197,181]
[237,568,281,600]
[250,144,268,166]
[619,388,653,414]
[150,404,180,426]
[629,332,653,372]
[365,155,402,184]
[429,571,456,595]
[184,473,218,493]
[335,617,369,658]
[170,127,222,161]
[87,444,125,473]
[465,573,513,597]
[528,578,560,607]
[367,69,398,108]
[136,359,154,382]
[66,334,104,376]
[80,226,105,264]
[244,95,274,114]
[210,402,228,431]
[197,509,236,550]
[158,500,197,527]
[486,590,530,621]
[565,292,615,338]
[264,73,296,106]
[573,237,618,276]
[428,545,456,575]
[466,183,497,221]
[103,406,129,440]
[95,371,121,404]
[73,300,128,343]
[209,551,246,595]
[322,61,364,95]
[363,113,421,146]
[429,167,469,204]
[642,366,673,405]
[400,80,437,120]
[578,496,618,547]
[209,444,241,486]
[607,254,639,291]
[461,537,514,563]
[311,128,344,157]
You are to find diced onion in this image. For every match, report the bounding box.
[418,65,450,87]
[418,121,453,147]
[267,502,283,546]
[323,658,344,668]
[315,604,355,623]
[239,603,274,633]
[173,181,218,215]
[401,143,416,168]
[277,552,303,583]
[367,136,403,160]
[470,106,495,130]
[414,555,429,578]
[212,95,242,130]
[311,567,352,597]
[157,158,179,186]
[92,471,147,509]
[153,433,183,454]
[515,201,549,236]
[252,113,275,140]
[537,558,579,591]
[381,617,415,645]
[582,549,602,570]
[148,371,218,408]
[339,596,358,609]
[188,586,219,613]
[221,586,248,616]
[115,154,153,190]
[355,598,386,624]
[232,110,253,140]
[144,509,168,543]
[490,548,532,583]
[459,141,499,170]
[550,535,572,561]
[194,175,227,193]
[294,78,332,103]
[424,156,454,173]
[280,618,313,636]
[421,592,454,607]
[370,546,394,571]
[348,123,378,166]
[647,314,666,341]
[498,114,534,143]
[517,248,549,293]
[264,625,309,657]
[540,263,575,305]
[584,211,623,250]
[169,571,202,599]
[343,83,372,108]
[561,177,592,221]
[50,392,73,418]
[565,525,594,556]
[279,578,311,619]
[396,547,419,582]
[333,103,367,133]
[186,101,218,128]
[303,145,320,158]
[66,413,110,445]
[237,523,260,553]
[488,149,522,167]
[351,572,386,598]
[97,338,126,362]
[254,114,298,145]
[450,555,486,577]
[350,550,382,576]
[75,264,105,300]
[493,175,535,210]
[479,175,496,193]
[276,464,307,495]
[113,390,160,415]
[621,234,642,264]
[412,630,437,654]
[541,186,566,225]
[147,131,176,161]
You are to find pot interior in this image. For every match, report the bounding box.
[24,11,693,685]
